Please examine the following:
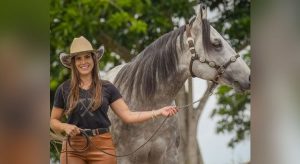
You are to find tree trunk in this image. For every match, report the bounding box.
[176,78,211,164]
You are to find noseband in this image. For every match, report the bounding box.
[185,24,240,93]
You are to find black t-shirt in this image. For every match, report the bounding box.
[53,80,122,129]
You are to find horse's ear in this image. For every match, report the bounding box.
[196,3,207,22]
[98,45,105,55]
[200,4,207,19]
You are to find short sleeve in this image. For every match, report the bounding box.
[108,83,122,104]
[53,84,66,109]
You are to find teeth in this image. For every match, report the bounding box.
[80,65,89,69]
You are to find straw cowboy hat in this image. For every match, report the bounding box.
[59,36,104,68]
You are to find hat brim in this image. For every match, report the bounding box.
[59,46,105,69]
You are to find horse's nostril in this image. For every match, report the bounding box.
[249,75,251,82]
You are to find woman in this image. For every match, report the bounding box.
[50,36,178,164]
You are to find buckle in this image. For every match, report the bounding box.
[92,129,100,135]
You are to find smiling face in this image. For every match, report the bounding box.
[74,52,94,76]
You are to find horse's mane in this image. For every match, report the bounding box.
[114,17,212,103]
[114,26,185,102]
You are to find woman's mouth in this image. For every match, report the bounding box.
[80,65,89,70]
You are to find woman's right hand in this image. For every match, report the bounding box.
[62,123,81,137]
[158,106,178,117]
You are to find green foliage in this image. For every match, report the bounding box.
[205,0,250,50]
[211,86,250,148]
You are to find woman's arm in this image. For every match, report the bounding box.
[110,98,178,124]
[50,107,81,137]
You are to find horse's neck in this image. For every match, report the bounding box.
[157,68,189,99]
[115,34,191,110]
[125,67,190,110]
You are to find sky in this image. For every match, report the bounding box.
[194,79,250,164]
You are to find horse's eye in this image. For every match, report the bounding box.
[212,38,222,48]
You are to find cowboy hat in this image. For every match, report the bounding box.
[59,36,104,68]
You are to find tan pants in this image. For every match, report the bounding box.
[60,132,117,164]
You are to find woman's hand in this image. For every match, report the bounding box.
[62,123,81,137]
[158,106,178,117]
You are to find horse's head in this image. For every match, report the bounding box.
[184,4,250,92]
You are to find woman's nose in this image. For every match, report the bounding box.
[80,58,86,64]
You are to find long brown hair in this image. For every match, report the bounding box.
[66,52,102,115]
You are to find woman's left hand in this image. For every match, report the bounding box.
[158,106,178,117]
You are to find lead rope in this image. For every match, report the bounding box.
[60,84,216,163]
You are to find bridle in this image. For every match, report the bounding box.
[185,24,240,94]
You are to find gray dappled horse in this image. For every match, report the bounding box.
[103,5,250,164]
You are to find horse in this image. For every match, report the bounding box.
[103,4,250,164]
